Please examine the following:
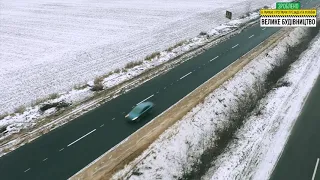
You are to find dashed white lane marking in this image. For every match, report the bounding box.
[24,168,30,173]
[43,158,48,162]
[210,56,219,62]
[164,87,166,89]
[156,91,159,93]
[249,34,254,38]
[231,44,239,49]
[312,158,319,180]
[179,72,192,80]
[100,124,104,127]
[170,83,173,85]
[262,27,266,30]
[136,94,154,105]
[112,118,115,120]
[67,129,96,147]
[59,148,64,152]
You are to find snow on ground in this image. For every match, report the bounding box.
[0,0,285,114]
[203,34,320,180]
[0,4,269,152]
[111,27,315,180]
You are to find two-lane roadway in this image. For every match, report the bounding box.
[0,1,318,179]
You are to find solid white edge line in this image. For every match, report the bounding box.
[210,56,219,62]
[249,34,254,38]
[67,129,96,147]
[24,168,30,172]
[179,72,192,80]
[136,94,154,105]
[312,158,319,180]
[231,44,239,49]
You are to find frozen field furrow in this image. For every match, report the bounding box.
[0,0,279,113]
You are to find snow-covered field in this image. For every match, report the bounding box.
[111,27,320,180]
[0,0,283,114]
[0,0,285,156]
[0,10,260,151]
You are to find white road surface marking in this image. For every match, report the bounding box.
[231,44,239,49]
[59,148,64,152]
[24,168,30,173]
[42,158,48,162]
[312,158,319,180]
[136,94,154,105]
[249,34,254,38]
[100,124,104,127]
[164,87,166,89]
[262,27,266,30]
[112,118,115,120]
[170,83,173,85]
[210,56,219,62]
[67,129,96,147]
[180,72,192,80]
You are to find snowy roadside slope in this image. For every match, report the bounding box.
[0,0,284,113]
[203,34,320,180]
[111,27,309,180]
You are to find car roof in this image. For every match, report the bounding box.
[133,102,152,111]
[138,101,153,107]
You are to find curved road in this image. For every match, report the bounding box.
[0,1,317,179]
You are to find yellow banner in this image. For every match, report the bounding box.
[260,9,317,16]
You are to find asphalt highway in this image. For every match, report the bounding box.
[270,76,320,180]
[0,1,317,179]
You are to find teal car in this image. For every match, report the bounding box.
[125,101,154,122]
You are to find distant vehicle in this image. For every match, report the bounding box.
[125,101,154,122]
